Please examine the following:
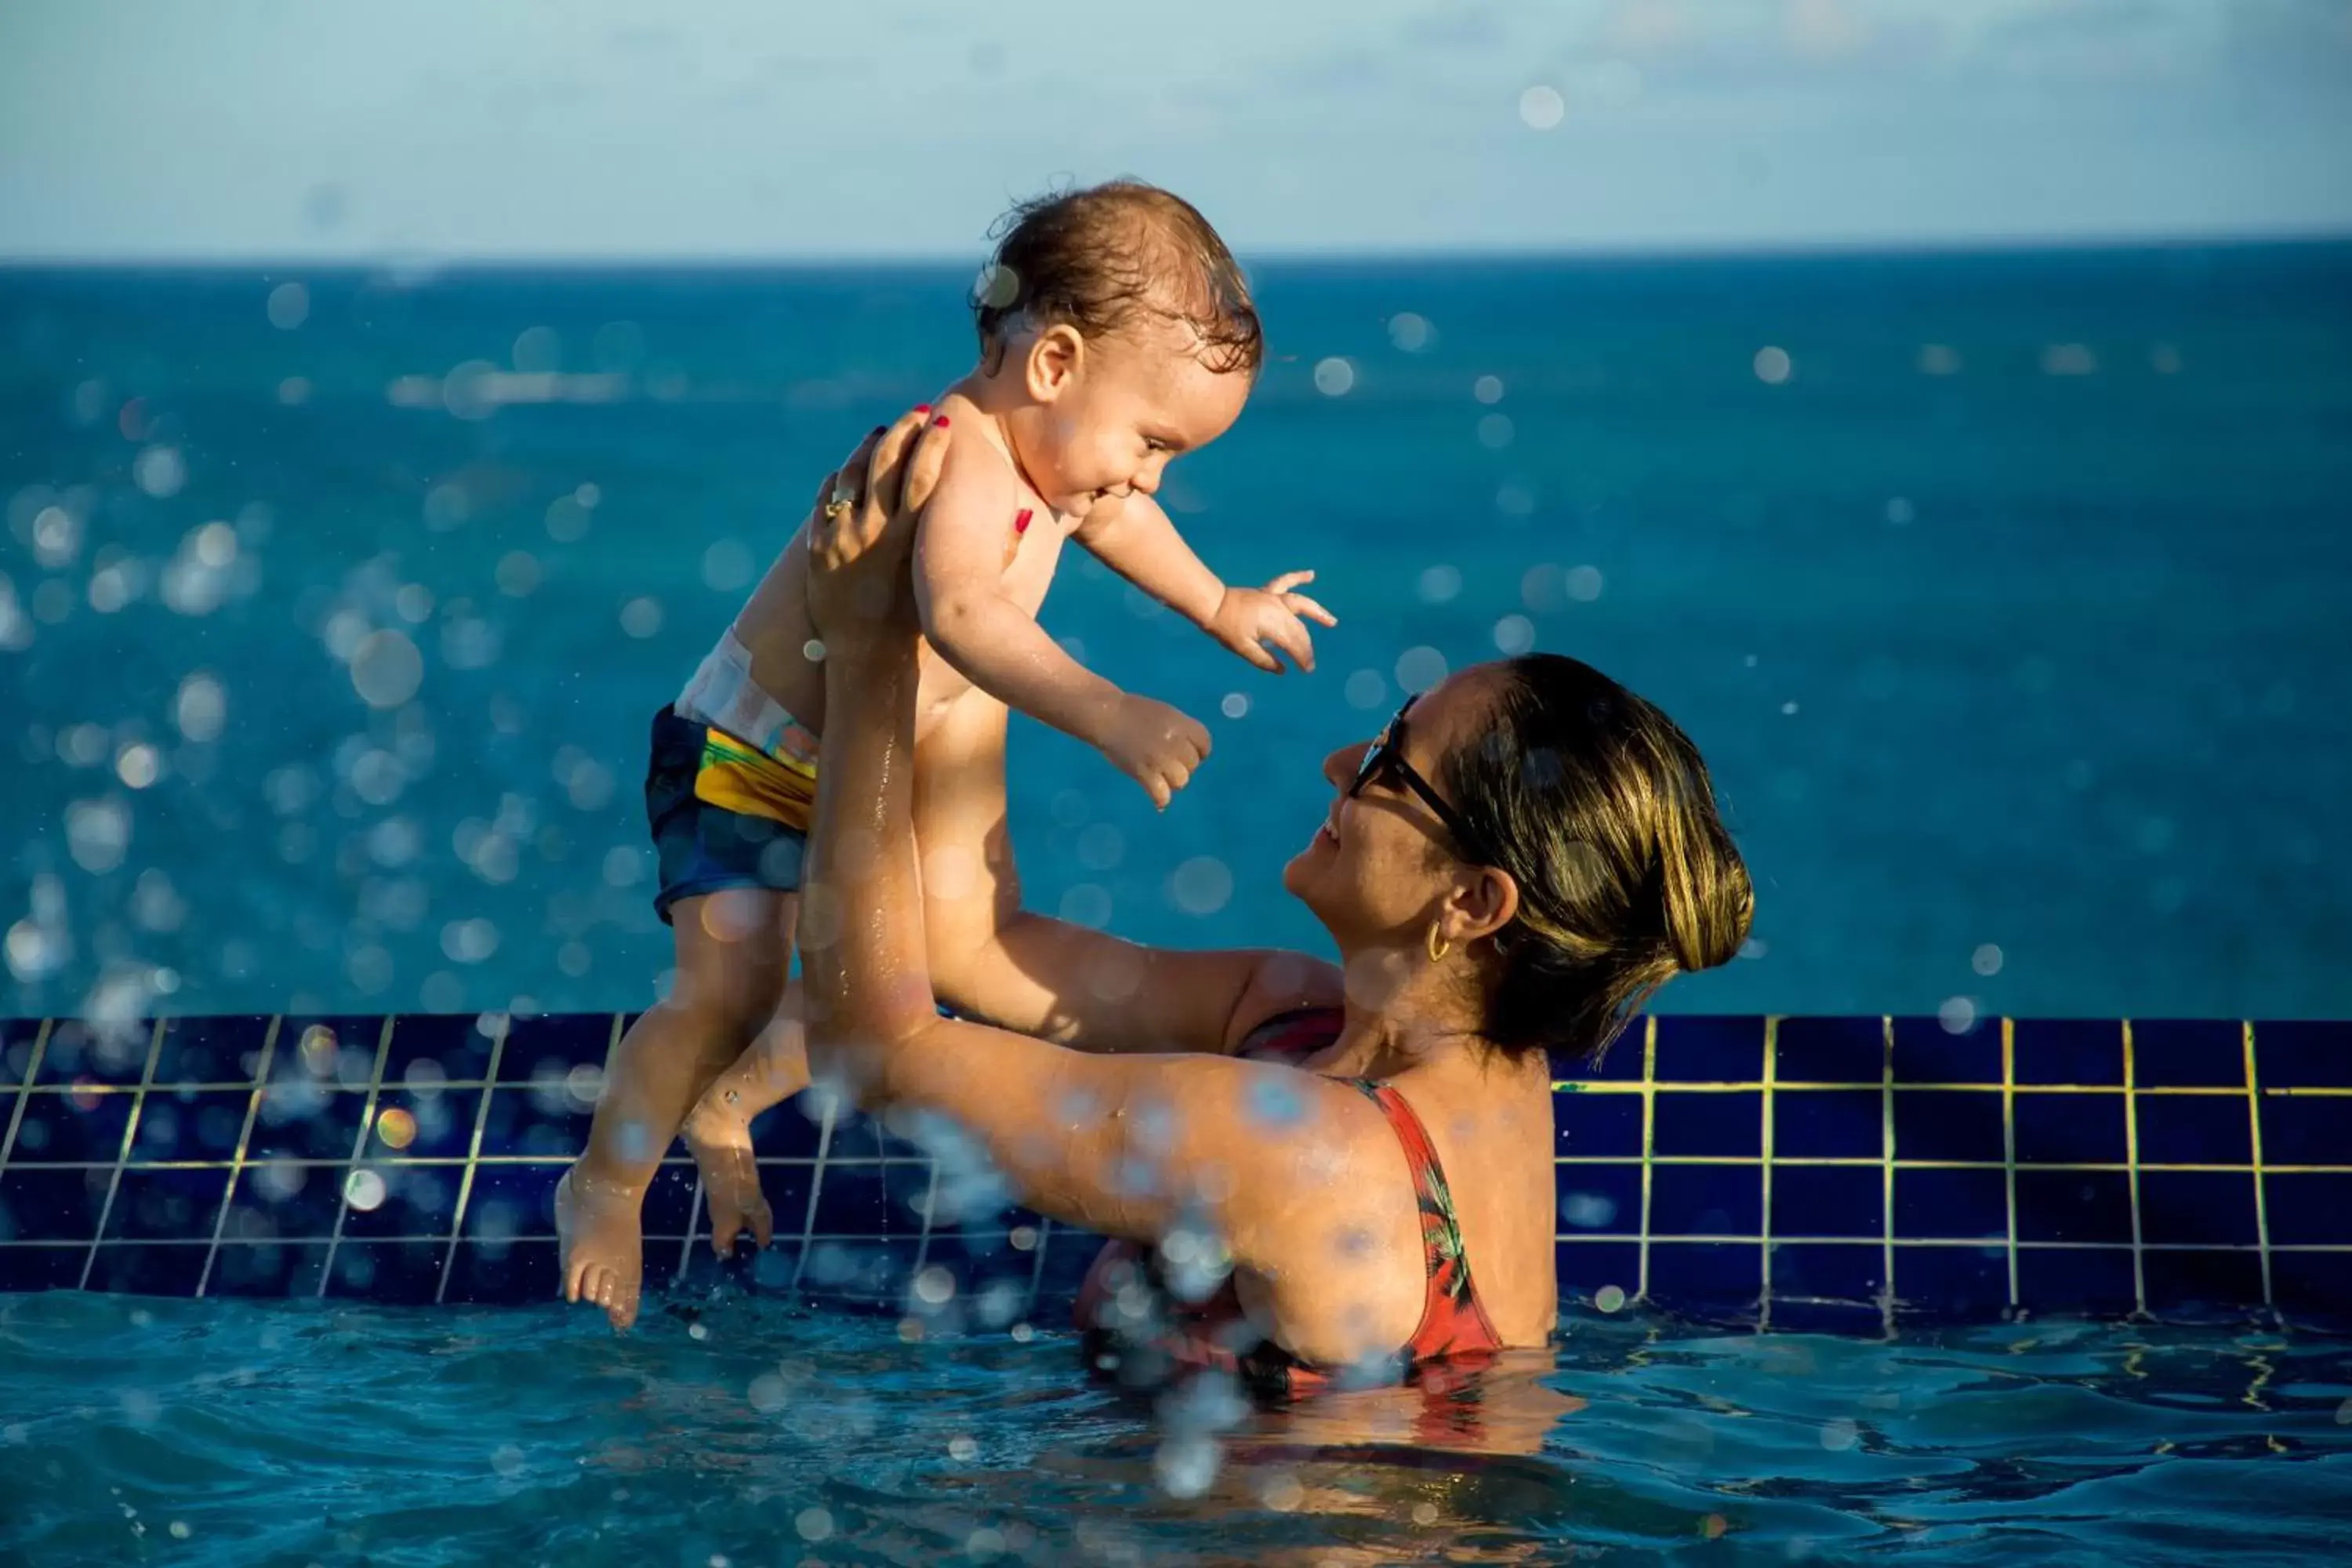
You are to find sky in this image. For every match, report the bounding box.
[2,0,2348,260]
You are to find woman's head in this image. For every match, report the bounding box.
[1283,655,1752,1064]
[972,180,1260,517]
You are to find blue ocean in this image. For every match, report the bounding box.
[4,244,2349,1022]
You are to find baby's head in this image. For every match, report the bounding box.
[972,180,1261,517]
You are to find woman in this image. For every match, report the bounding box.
[795,411,1751,1396]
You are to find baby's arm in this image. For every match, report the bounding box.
[1079,495,1335,673]
[915,438,1209,808]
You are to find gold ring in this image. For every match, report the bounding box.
[822,495,853,521]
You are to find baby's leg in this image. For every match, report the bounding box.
[559,888,792,1330]
[682,970,811,1255]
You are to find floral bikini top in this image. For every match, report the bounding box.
[1074,1007,1507,1400]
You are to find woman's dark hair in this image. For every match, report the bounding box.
[971,180,1262,376]
[1441,654,1754,1065]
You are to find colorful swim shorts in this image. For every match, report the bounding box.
[644,706,818,924]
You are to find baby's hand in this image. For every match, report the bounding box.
[1207,572,1337,674]
[1098,695,1211,810]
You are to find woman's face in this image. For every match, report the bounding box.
[1282,666,1504,953]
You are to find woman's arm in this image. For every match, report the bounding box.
[913,687,1342,1054]
[797,416,1383,1267]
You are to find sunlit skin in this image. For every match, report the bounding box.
[557,299,1333,1330]
[775,410,1562,1377]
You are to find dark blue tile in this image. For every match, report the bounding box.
[246,1086,368,1162]
[0,1167,104,1241]
[86,1242,209,1296]
[1768,1299,1887,1335]
[270,1018,386,1087]
[2136,1095,2252,1167]
[480,1087,595,1160]
[459,1163,563,1240]
[1650,1163,1759,1238]
[103,1168,230,1240]
[1653,1091,1762,1158]
[1561,1025,1647,1083]
[811,1162,893,1236]
[695,1160,814,1240]
[1774,1017,1883,1085]
[2016,1171,2134,1244]
[1646,1242,1762,1312]
[383,1014,499,1083]
[0,1244,89,1290]
[2132,1021,2245,1089]
[749,1096,831,1160]
[2263,1172,2352,1247]
[1555,1241,1643,1307]
[1,1018,46,1086]
[6,1089,136,1163]
[205,1241,331,1298]
[2140,1249,2263,1319]
[339,1167,463,1240]
[1894,1167,2009,1241]
[1652,1017,1764,1083]
[2017,1246,2137,1315]
[1773,1089,1882,1160]
[1769,1242,1883,1303]
[1029,1225,1100,1305]
[127,1090,252,1164]
[798,1239,920,1306]
[2014,1092,2127,1165]
[2274,1253,2352,1326]
[2013,1019,2125,1087]
[2250,1021,2352,1091]
[2138,1171,2257,1247]
[1893,1090,2005,1163]
[1894,1245,2009,1319]
[443,1237,557,1305]
[223,1163,347,1241]
[644,1160,713,1237]
[495,1014,614,1083]
[1892,1016,2002,1086]
[32,1020,154,1086]
[365,1087,481,1160]
[152,1016,272,1087]
[1770,1164,1882,1239]
[2257,1098,2336,1169]
[1555,1091,1643,1158]
[1555,1163,1640,1235]
[325,1239,447,1303]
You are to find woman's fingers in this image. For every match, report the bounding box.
[901,416,952,517]
[862,409,931,521]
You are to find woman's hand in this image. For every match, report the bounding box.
[805,410,952,651]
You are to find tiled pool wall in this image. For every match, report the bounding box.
[1,1012,2345,1331]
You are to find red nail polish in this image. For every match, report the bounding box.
[933,415,950,427]
[1014,508,1032,534]
[914,404,931,415]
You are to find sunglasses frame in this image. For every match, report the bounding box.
[1348,695,1508,873]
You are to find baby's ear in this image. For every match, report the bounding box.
[1025,324,1083,401]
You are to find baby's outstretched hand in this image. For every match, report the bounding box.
[1098,695,1211,811]
[1207,572,1337,674]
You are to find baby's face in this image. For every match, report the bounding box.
[1026,319,1251,517]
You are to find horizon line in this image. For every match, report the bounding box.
[5,225,2349,274]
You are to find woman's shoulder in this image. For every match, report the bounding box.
[1225,951,1346,1058]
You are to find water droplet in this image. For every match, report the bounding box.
[1519,84,1565,129]
[1387,313,1432,352]
[1972,943,2004,977]
[619,597,663,639]
[1219,692,1247,719]
[1753,347,1792,385]
[1473,375,1505,405]
[1170,857,1232,916]
[266,281,310,330]
[350,630,424,707]
[343,1169,387,1211]
[1312,357,1355,397]
[1492,614,1535,655]
[1595,1283,1628,1313]
[1417,564,1461,604]
[794,1507,834,1542]
[1395,645,1447,694]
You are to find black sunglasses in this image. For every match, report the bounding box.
[1349,695,1507,873]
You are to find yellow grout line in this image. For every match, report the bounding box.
[316,1016,398,1299]
[1635,1015,1657,1305]
[2245,1021,2273,1313]
[2122,1020,2147,1318]
[1881,1015,1897,1329]
[1759,1017,1777,1330]
[195,1018,283,1298]
[2002,1017,2020,1314]
[78,1018,167,1290]
[434,1014,510,1304]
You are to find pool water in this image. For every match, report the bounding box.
[5,1293,2347,1566]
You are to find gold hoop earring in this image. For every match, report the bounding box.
[1426,924,1450,964]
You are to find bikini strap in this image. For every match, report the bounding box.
[1350,1079,1501,1354]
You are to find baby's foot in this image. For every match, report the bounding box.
[555,1166,644,1330]
[683,1088,774,1256]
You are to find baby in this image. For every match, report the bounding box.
[558,180,1334,1329]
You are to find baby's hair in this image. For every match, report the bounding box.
[971,180,1263,377]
